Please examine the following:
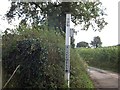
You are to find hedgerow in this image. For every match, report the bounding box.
[77,46,119,73]
[2,26,94,88]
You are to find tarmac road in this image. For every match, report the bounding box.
[87,67,119,89]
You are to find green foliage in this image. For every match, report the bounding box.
[77,41,89,48]
[77,46,119,73]
[70,49,94,88]
[6,1,107,32]
[2,26,94,88]
[90,36,102,48]
[2,27,65,88]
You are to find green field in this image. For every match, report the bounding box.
[77,46,119,73]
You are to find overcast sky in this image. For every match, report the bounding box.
[0,0,119,46]
[74,0,119,46]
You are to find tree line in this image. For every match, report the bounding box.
[76,36,102,48]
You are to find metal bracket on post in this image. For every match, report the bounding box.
[70,28,77,37]
[70,28,74,37]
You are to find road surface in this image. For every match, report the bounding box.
[87,67,119,89]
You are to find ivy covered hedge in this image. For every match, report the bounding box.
[2,26,94,89]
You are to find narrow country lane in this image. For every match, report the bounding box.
[87,67,119,89]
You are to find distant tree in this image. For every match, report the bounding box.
[117,44,120,46]
[90,36,102,48]
[77,41,89,48]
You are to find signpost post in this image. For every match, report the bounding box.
[65,13,71,88]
